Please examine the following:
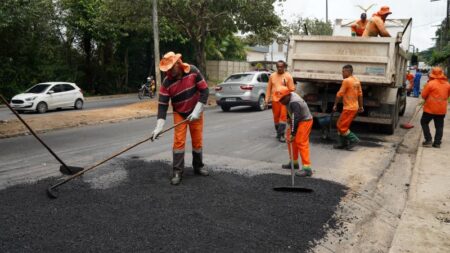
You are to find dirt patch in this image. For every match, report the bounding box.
[0,160,347,252]
[0,97,216,139]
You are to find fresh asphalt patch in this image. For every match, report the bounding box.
[1,160,347,252]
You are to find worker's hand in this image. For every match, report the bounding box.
[358,107,364,113]
[187,102,205,121]
[151,119,165,141]
[289,135,295,143]
[332,105,337,112]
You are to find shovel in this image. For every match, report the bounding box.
[273,136,313,193]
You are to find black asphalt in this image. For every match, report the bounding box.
[1,160,347,252]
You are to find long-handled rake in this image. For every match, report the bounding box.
[46,119,188,199]
[273,138,313,193]
[0,95,83,175]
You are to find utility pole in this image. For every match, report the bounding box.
[152,0,161,91]
[325,0,328,22]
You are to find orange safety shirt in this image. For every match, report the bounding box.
[337,75,363,111]
[351,19,368,36]
[362,15,391,37]
[406,73,415,89]
[266,71,295,101]
[421,78,450,115]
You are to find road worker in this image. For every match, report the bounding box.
[265,60,296,142]
[362,6,392,37]
[151,52,209,185]
[333,64,364,150]
[413,70,422,97]
[274,86,313,177]
[351,13,368,37]
[420,67,450,148]
[406,71,415,95]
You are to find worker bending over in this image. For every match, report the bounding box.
[351,13,368,37]
[273,86,313,177]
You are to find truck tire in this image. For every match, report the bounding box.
[383,96,400,135]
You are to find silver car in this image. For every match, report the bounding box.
[215,71,270,112]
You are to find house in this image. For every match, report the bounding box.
[246,40,288,70]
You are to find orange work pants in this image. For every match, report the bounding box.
[271,101,287,125]
[336,110,358,135]
[286,119,313,167]
[173,112,203,152]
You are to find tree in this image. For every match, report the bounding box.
[281,17,333,37]
[159,0,282,72]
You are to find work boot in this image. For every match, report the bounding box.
[333,135,348,149]
[346,132,360,150]
[432,143,441,148]
[193,150,209,176]
[295,167,313,177]
[170,172,182,185]
[279,135,286,143]
[422,140,432,147]
[281,161,299,170]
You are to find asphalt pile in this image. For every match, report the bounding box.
[0,160,347,252]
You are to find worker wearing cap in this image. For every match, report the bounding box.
[420,67,450,148]
[265,60,296,142]
[151,52,209,185]
[351,13,368,37]
[362,6,392,37]
[406,71,415,96]
[333,64,364,150]
[273,86,313,177]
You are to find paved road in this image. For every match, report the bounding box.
[0,97,421,251]
[0,94,143,121]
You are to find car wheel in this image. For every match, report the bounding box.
[36,102,48,114]
[74,99,83,110]
[254,95,265,111]
[221,105,231,112]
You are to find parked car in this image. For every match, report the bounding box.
[215,71,270,112]
[10,82,84,113]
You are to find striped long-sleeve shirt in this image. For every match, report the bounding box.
[157,65,209,119]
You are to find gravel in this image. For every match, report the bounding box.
[0,160,347,252]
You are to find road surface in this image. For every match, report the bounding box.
[0,94,142,121]
[0,97,422,252]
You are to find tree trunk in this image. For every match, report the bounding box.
[124,47,129,88]
[193,39,207,75]
[82,35,93,93]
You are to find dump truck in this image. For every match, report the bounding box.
[288,19,412,134]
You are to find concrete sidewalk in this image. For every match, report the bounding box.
[389,108,450,253]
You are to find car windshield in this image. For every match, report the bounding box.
[26,84,50,94]
[224,74,254,83]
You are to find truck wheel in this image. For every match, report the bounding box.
[399,103,406,116]
[221,105,231,112]
[384,97,400,135]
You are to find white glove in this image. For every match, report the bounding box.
[187,102,205,121]
[151,119,165,141]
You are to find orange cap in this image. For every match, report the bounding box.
[377,6,392,16]
[159,52,190,73]
[429,67,447,79]
[272,86,291,102]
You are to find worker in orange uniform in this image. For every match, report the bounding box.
[406,71,415,96]
[265,60,296,142]
[351,13,368,37]
[152,52,209,185]
[420,67,450,148]
[274,86,314,177]
[333,64,364,150]
[362,6,392,37]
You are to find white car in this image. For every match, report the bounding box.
[10,82,84,113]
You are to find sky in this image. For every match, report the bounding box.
[275,0,448,51]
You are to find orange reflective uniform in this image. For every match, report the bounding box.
[362,15,391,37]
[173,112,203,151]
[337,76,363,111]
[286,120,313,167]
[421,79,450,115]
[351,19,368,36]
[336,75,362,135]
[406,73,414,91]
[266,71,295,124]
